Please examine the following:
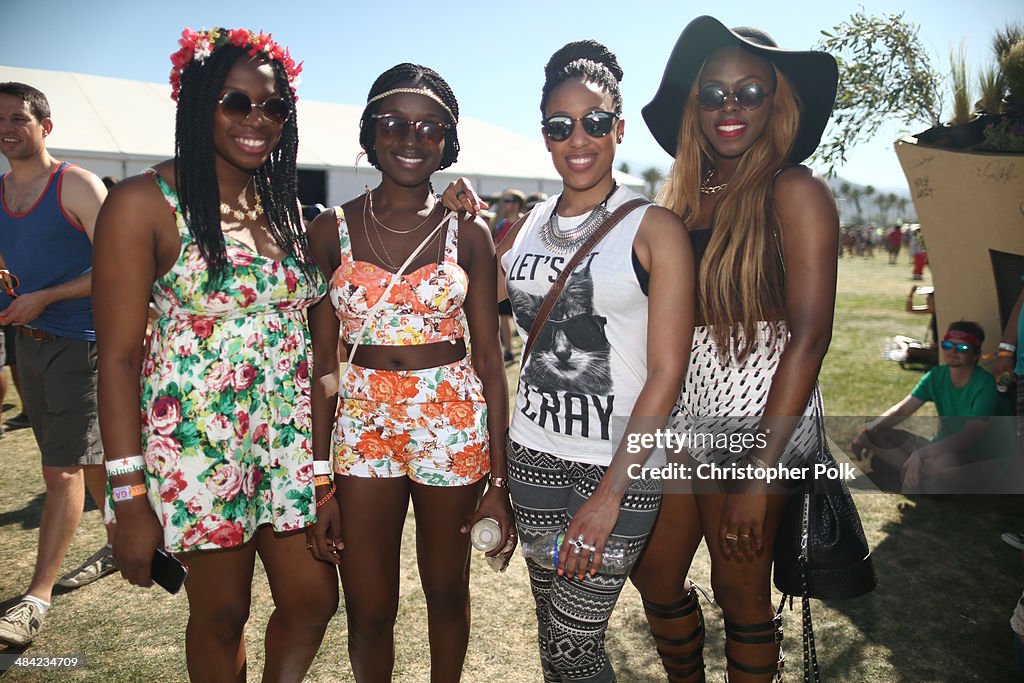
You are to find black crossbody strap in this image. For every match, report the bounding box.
[522,197,650,361]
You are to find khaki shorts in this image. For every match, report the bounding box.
[16,334,103,467]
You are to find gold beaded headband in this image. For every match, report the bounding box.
[365,87,457,123]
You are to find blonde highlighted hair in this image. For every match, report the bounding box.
[657,62,801,361]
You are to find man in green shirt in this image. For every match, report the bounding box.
[852,320,1012,492]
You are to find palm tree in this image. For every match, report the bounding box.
[848,186,864,222]
[876,193,896,223]
[836,181,852,223]
[618,161,631,175]
[641,166,664,199]
[896,196,910,220]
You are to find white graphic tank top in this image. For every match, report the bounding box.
[501,185,651,466]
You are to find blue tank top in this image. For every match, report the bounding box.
[0,162,95,341]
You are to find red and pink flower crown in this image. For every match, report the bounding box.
[168,27,302,102]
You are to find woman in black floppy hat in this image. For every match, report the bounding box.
[630,16,839,682]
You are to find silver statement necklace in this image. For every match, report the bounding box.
[538,182,618,254]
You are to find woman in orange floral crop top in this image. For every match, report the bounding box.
[305,63,513,681]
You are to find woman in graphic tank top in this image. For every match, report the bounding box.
[445,40,695,682]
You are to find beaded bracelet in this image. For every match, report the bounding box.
[312,460,332,476]
[106,455,145,477]
[112,483,147,503]
[316,483,337,508]
[314,475,333,487]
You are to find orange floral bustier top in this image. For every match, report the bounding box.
[329,209,469,346]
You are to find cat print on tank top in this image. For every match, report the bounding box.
[509,265,612,395]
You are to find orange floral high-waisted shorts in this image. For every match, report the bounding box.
[333,356,489,486]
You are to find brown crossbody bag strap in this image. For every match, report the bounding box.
[522,197,650,361]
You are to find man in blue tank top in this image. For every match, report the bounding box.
[0,82,111,645]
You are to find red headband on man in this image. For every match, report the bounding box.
[943,330,981,349]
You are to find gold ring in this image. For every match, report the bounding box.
[725,533,739,542]
[305,543,313,549]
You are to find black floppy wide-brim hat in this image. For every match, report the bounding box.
[642,15,838,165]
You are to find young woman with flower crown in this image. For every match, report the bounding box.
[627,16,841,682]
[444,41,693,682]
[305,63,513,682]
[93,28,337,681]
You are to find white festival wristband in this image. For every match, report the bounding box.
[312,460,332,476]
[106,455,145,477]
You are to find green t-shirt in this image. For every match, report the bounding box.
[911,364,1013,458]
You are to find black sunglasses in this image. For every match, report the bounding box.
[535,314,608,352]
[371,115,451,145]
[541,111,617,142]
[218,91,291,125]
[697,82,773,111]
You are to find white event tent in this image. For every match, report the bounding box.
[0,66,645,203]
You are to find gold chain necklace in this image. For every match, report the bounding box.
[361,192,446,273]
[700,168,728,195]
[367,188,437,234]
[220,176,264,221]
[362,193,398,271]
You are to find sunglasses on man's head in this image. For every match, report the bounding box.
[218,91,290,126]
[940,340,973,353]
[541,111,617,142]
[371,115,451,145]
[697,82,773,111]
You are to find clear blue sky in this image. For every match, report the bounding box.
[2,0,1020,191]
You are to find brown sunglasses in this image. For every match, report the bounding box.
[0,269,19,298]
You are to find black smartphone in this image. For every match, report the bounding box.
[151,548,188,594]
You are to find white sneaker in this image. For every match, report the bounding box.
[57,545,117,588]
[0,599,45,646]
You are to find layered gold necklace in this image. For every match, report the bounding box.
[361,191,444,272]
[367,189,438,234]
[700,168,728,195]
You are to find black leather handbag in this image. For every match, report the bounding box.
[773,388,876,682]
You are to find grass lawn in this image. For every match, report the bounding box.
[1,254,1021,681]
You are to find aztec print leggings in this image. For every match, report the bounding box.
[507,439,662,682]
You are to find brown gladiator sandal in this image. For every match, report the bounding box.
[642,588,706,682]
[723,613,785,682]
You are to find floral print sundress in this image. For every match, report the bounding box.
[138,170,326,552]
